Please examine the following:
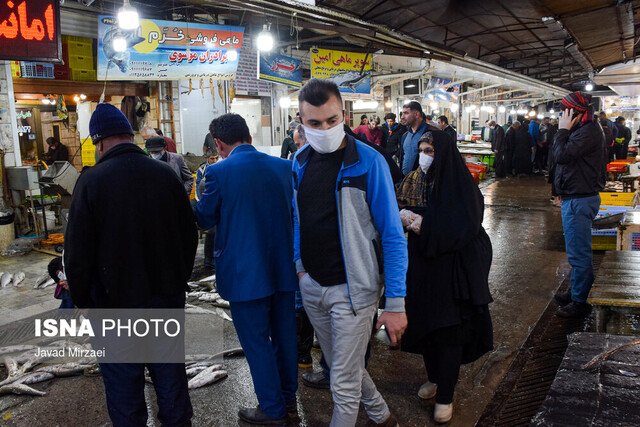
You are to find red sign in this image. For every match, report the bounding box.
[0,0,61,62]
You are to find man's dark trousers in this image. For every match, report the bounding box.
[229,291,298,418]
[100,362,192,427]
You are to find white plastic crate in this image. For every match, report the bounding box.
[20,62,54,79]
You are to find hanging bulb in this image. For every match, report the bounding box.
[118,0,139,30]
[256,24,274,52]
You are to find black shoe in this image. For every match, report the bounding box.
[238,407,288,425]
[554,291,572,306]
[556,301,591,318]
[286,399,297,415]
[301,371,330,389]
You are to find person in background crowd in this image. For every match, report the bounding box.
[294,79,407,427]
[281,120,299,159]
[401,102,430,175]
[600,118,615,163]
[154,128,177,154]
[528,118,541,165]
[44,137,69,165]
[535,117,551,172]
[513,120,534,176]
[360,114,369,126]
[65,103,197,427]
[354,115,383,146]
[204,132,215,156]
[141,126,176,153]
[293,124,307,151]
[502,121,511,133]
[382,113,405,159]
[547,119,561,206]
[145,136,194,195]
[196,114,298,425]
[48,256,73,309]
[502,121,519,177]
[613,116,631,160]
[437,115,457,143]
[346,121,403,185]
[195,150,219,274]
[396,131,493,424]
[482,121,492,143]
[599,111,618,140]
[553,92,606,318]
[489,121,505,175]
[425,115,434,126]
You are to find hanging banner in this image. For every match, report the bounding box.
[310,48,371,94]
[258,52,302,87]
[425,77,460,102]
[97,16,244,80]
[0,0,61,62]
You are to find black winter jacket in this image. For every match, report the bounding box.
[553,120,606,198]
[381,122,406,157]
[443,125,457,143]
[64,143,198,308]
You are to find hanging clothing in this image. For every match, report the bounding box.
[120,96,140,131]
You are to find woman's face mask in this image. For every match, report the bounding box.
[419,153,434,172]
[303,123,345,154]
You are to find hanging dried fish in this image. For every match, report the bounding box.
[188,79,193,95]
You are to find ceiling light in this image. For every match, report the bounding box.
[551,115,557,119]
[256,24,274,52]
[510,109,517,114]
[113,36,127,52]
[585,83,593,91]
[404,84,416,89]
[353,100,379,110]
[549,109,555,113]
[118,0,139,30]
[79,94,86,100]
[384,101,393,109]
[227,48,238,61]
[41,98,51,105]
[279,97,291,109]
[498,106,506,113]
[528,110,536,117]
[73,95,80,102]
[450,104,459,112]
[486,106,495,114]
[537,114,544,119]
[429,102,438,109]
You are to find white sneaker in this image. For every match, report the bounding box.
[434,403,453,423]
[418,381,437,400]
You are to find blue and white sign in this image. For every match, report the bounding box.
[258,53,302,87]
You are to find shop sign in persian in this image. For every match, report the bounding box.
[97,16,244,80]
[311,48,371,94]
[258,53,302,87]
[0,0,61,62]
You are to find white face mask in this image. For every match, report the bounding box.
[303,123,345,154]
[419,153,434,172]
[151,152,163,160]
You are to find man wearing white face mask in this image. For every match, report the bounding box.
[292,79,408,427]
[145,136,193,195]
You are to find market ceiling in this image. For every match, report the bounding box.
[75,0,638,90]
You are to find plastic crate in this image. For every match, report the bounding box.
[607,163,627,173]
[69,55,94,70]
[65,40,93,57]
[20,62,54,79]
[600,192,634,206]
[10,61,20,77]
[71,69,96,81]
[592,235,616,250]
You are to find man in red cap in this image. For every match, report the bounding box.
[552,92,607,318]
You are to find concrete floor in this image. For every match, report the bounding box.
[0,175,570,426]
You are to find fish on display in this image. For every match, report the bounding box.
[39,278,56,289]
[12,372,54,385]
[3,357,19,378]
[188,366,227,389]
[38,363,92,377]
[12,271,25,287]
[18,357,40,375]
[33,272,50,289]
[0,383,46,396]
[0,345,36,357]
[186,363,222,377]
[1,273,14,288]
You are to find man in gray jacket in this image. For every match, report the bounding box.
[146,136,194,195]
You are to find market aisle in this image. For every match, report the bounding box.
[0,175,570,426]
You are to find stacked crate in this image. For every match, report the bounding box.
[62,35,96,81]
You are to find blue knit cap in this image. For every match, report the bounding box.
[89,103,134,144]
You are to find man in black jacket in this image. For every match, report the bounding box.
[437,115,457,143]
[553,92,606,318]
[613,116,632,160]
[489,121,506,177]
[64,103,198,426]
[381,113,405,159]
